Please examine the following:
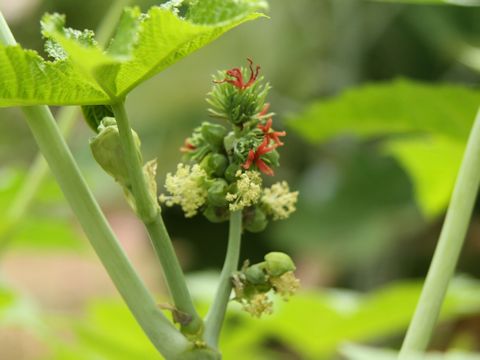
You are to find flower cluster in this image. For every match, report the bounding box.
[232,252,300,317]
[159,164,208,217]
[159,59,298,232]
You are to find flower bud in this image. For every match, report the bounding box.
[89,117,142,188]
[223,131,236,154]
[243,207,268,233]
[201,122,227,150]
[207,179,229,207]
[244,262,268,285]
[203,205,230,223]
[264,252,296,277]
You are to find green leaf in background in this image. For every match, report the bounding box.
[0,281,44,332]
[371,0,480,6]
[341,344,480,360]
[0,272,476,360]
[0,1,267,107]
[0,168,84,250]
[288,79,480,217]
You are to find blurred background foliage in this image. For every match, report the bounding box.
[1,0,480,359]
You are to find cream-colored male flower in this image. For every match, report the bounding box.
[226,170,262,211]
[159,163,208,217]
[261,181,298,220]
[270,271,300,300]
[242,293,273,318]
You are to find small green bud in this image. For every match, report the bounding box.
[264,252,296,277]
[89,117,142,188]
[223,131,236,154]
[207,179,229,207]
[208,153,228,177]
[201,122,227,150]
[203,205,230,223]
[244,207,268,233]
[262,148,280,168]
[244,263,268,285]
[224,163,241,183]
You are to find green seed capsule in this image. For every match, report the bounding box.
[203,205,230,223]
[244,207,268,233]
[209,153,228,177]
[245,263,268,285]
[264,252,296,277]
[224,163,241,183]
[201,122,227,150]
[207,179,229,207]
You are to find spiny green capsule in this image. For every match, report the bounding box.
[89,117,142,188]
[244,262,268,285]
[203,205,230,223]
[201,122,227,150]
[244,207,268,233]
[207,178,229,207]
[264,252,296,277]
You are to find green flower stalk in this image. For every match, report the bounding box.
[158,59,300,349]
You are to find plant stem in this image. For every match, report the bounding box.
[146,215,203,334]
[204,211,243,349]
[22,105,189,358]
[111,100,202,334]
[0,0,130,255]
[0,12,190,358]
[399,108,480,357]
[111,101,159,223]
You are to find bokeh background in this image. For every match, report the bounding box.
[1,0,480,359]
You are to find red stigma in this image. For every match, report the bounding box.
[242,137,276,176]
[258,118,286,147]
[215,58,260,90]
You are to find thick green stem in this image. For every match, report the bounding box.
[21,105,189,358]
[0,12,189,358]
[204,211,243,349]
[146,215,203,334]
[0,0,130,254]
[400,108,480,357]
[111,101,159,223]
[111,100,202,334]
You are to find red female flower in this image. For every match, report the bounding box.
[242,137,276,176]
[258,118,286,146]
[216,58,260,90]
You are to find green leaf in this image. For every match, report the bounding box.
[342,344,480,360]
[0,168,85,250]
[46,276,480,359]
[0,2,267,108]
[81,105,114,132]
[0,46,110,106]
[371,0,480,6]
[256,277,480,359]
[288,79,480,216]
[385,136,464,217]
